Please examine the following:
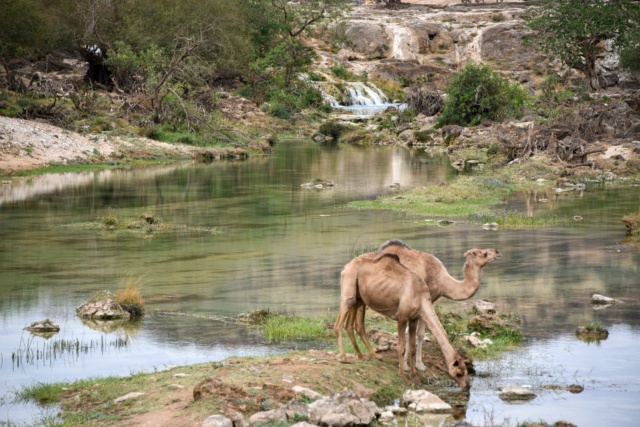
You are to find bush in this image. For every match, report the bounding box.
[436,63,527,127]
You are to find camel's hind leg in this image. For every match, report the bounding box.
[344,305,365,360]
[354,305,382,360]
[404,320,426,371]
[334,264,361,363]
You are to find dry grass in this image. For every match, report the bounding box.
[116,276,145,317]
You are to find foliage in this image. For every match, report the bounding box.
[243,0,348,103]
[526,0,640,91]
[318,121,351,140]
[620,31,640,78]
[436,63,526,127]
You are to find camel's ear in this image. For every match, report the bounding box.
[464,250,476,257]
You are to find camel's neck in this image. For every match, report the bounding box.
[437,259,482,301]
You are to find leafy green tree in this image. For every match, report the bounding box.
[436,63,526,127]
[243,0,348,104]
[527,0,640,91]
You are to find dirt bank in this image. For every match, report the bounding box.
[0,116,265,175]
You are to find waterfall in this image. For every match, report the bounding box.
[314,81,389,107]
[344,82,388,106]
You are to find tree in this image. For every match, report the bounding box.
[243,0,348,101]
[436,63,527,127]
[527,0,640,91]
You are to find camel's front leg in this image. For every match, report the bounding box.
[408,319,418,381]
[419,296,470,391]
[404,320,426,372]
[396,319,408,380]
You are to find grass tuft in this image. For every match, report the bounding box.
[116,276,145,317]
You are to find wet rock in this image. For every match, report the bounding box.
[590,294,617,304]
[498,385,536,402]
[542,384,584,394]
[23,318,60,333]
[402,389,452,413]
[575,325,609,341]
[76,296,130,320]
[202,415,233,427]
[482,222,499,230]
[248,408,287,425]
[474,299,497,314]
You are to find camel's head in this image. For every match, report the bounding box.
[449,357,470,391]
[463,248,500,267]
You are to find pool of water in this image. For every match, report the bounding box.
[1,140,639,426]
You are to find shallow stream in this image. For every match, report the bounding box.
[1,140,639,426]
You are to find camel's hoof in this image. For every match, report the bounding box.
[416,363,427,372]
[403,364,410,372]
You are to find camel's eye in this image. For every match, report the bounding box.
[483,252,487,257]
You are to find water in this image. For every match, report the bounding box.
[1,141,639,426]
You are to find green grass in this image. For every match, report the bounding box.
[350,175,514,217]
[260,313,335,341]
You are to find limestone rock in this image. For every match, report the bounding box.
[23,318,60,333]
[498,385,536,402]
[292,385,322,400]
[402,389,452,413]
[248,408,287,425]
[76,297,130,320]
[474,299,497,314]
[590,294,617,304]
[282,399,312,421]
[202,415,233,427]
[308,398,358,427]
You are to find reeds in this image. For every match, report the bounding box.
[11,335,129,369]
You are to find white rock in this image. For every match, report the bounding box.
[202,415,233,427]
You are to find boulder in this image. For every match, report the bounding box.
[308,398,358,427]
[342,22,390,59]
[76,297,130,320]
[292,386,322,400]
[282,399,312,421]
[248,409,287,425]
[332,390,380,424]
[23,318,60,333]
[474,299,497,314]
[202,415,233,427]
[590,294,617,304]
[402,389,452,413]
[498,385,536,402]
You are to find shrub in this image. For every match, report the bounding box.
[436,63,527,127]
[318,121,350,140]
[116,276,145,317]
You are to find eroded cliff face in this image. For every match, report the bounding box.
[310,3,564,89]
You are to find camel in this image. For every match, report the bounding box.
[374,240,500,371]
[333,252,470,390]
[335,239,499,385]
